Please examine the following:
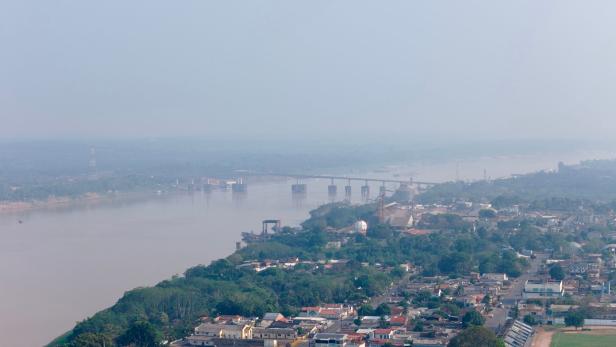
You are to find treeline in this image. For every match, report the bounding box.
[417,159,616,204]
[0,174,174,201]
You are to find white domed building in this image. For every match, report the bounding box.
[354,220,368,235]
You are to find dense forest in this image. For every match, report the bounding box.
[50,202,533,347]
[417,159,616,204]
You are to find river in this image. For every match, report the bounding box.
[0,150,612,347]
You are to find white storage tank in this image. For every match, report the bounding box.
[354,220,368,235]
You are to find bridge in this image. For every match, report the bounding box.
[232,171,439,199]
[240,171,439,186]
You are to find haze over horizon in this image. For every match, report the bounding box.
[3,1,616,142]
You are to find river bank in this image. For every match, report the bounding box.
[0,191,162,215]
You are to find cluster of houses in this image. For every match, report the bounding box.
[182,311,330,347]
[545,253,614,297]
[177,268,522,347]
[174,295,467,347]
[212,189,616,347]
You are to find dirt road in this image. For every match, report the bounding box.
[531,328,555,347]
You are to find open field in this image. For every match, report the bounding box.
[550,331,616,347]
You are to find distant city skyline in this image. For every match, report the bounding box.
[2,1,616,142]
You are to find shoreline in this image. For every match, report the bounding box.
[0,176,294,216]
[0,191,166,215]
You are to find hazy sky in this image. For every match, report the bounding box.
[2,1,616,141]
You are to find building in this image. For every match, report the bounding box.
[503,320,533,347]
[313,333,349,347]
[481,273,508,282]
[522,280,564,299]
[372,328,395,340]
[300,304,355,320]
[383,205,414,229]
[389,316,408,326]
[252,324,297,341]
[194,322,254,339]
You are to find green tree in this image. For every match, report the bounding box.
[448,326,505,347]
[368,224,394,239]
[564,311,585,330]
[479,209,497,219]
[71,333,113,347]
[358,304,375,316]
[117,321,161,347]
[523,314,537,326]
[375,303,392,316]
[462,310,485,328]
[413,321,424,332]
[549,264,565,281]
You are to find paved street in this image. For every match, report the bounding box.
[485,254,545,333]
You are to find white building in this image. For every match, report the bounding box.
[193,323,253,339]
[313,333,348,347]
[523,280,564,299]
[482,273,508,282]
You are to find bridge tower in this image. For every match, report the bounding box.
[379,181,387,195]
[361,180,370,199]
[328,178,337,197]
[344,178,352,200]
[291,178,307,194]
[232,178,247,193]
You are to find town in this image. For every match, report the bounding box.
[161,162,616,347]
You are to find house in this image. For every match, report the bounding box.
[193,322,253,340]
[400,263,415,273]
[262,313,286,322]
[346,333,367,347]
[372,328,396,340]
[252,323,297,341]
[389,316,408,326]
[481,273,508,282]
[300,304,355,320]
[368,339,405,347]
[360,316,385,328]
[185,335,217,346]
[518,303,546,323]
[313,333,349,347]
[461,294,484,307]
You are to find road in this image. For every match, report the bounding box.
[485,254,545,333]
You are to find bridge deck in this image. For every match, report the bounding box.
[240,172,438,186]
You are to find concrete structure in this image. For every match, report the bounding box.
[252,326,296,340]
[194,323,254,340]
[371,328,395,340]
[503,320,533,347]
[522,280,564,299]
[291,183,307,194]
[482,273,508,282]
[382,205,413,229]
[313,333,349,347]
